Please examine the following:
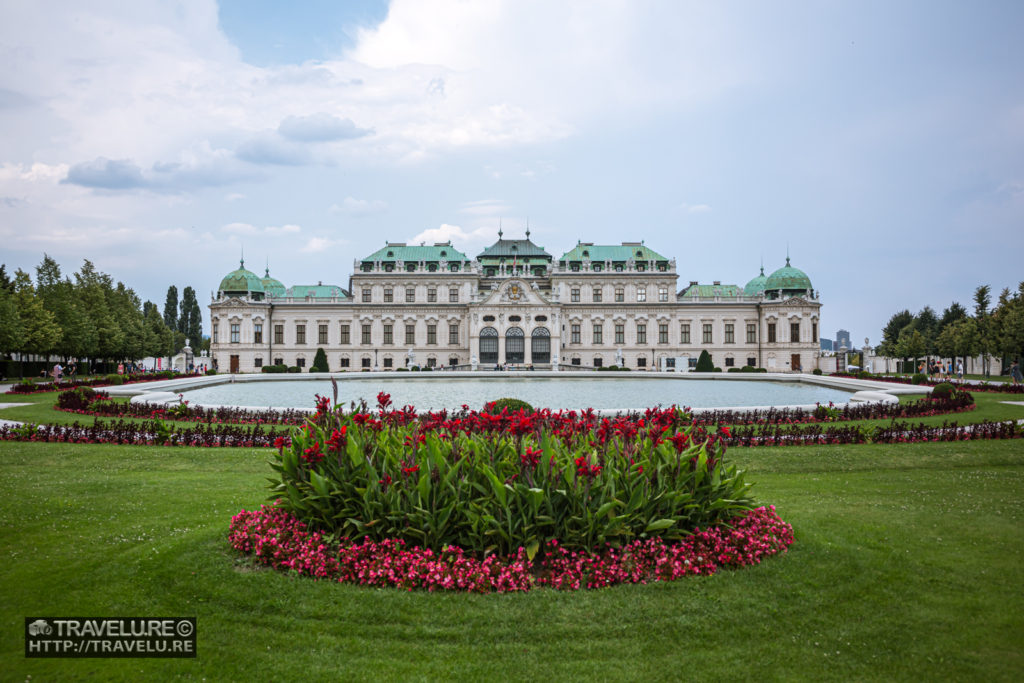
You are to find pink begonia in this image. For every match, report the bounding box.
[229,505,794,593]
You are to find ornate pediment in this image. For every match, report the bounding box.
[477,279,550,306]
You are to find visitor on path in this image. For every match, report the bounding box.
[1011,360,1023,386]
[956,359,964,380]
[52,363,62,382]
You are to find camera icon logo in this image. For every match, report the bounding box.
[28,619,52,636]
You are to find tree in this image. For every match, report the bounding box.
[913,306,939,355]
[938,302,967,335]
[186,289,202,350]
[12,269,61,366]
[36,255,96,360]
[311,347,328,372]
[164,286,178,331]
[695,349,714,372]
[895,327,927,370]
[879,309,914,358]
[937,317,980,371]
[0,285,24,357]
[974,285,992,375]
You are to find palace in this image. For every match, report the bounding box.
[209,233,821,373]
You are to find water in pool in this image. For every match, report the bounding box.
[178,376,855,411]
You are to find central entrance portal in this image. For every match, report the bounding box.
[505,327,524,364]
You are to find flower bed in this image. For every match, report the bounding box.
[228,504,794,593]
[0,419,290,447]
[830,373,1024,394]
[55,388,308,425]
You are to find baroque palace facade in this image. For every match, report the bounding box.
[209,234,822,374]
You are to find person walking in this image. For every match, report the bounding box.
[956,359,964,381]
[1011,360,1023,386]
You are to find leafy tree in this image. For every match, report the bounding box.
[879,309,913,358]
[0,264,14,293]
[974,285,992,375]
[0,285,24,357]
[75,260,123,363]
[895,327,927,369]
[164,286,178,331]
[938,302,967,335]
[185,288,202,349]
[311,347,329,372]
[936,317,980,371]
[695,349,714,372]
[35,255,96,360]
[913,306,939,354]
[12,269,61,362]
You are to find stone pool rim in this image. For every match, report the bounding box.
[104,371,929,416]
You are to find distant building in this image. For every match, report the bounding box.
[835,329,851,350]
[209,235,822,373]
[820,338,833,352]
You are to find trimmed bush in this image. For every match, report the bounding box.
[205,368,217,376]
[287,366,301,374]
[105,374,124,385]
[695,350,714,372]
[911,373,927,385]
[713,367,723,373]
[310,348,329,373]
[931,382,955,399]
[485,398,534,414]
[812,368,823,375]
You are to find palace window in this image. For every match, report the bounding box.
[340,357,350,368]
[637,357,647,368]
[593,323,603,344]
[428,288,437,302]
[297,358,305,368]
[593,288,602,302]
[296,324,306,345]
[384,288,393,303]
[340,324,350,345]
[383,324,393,345]
[254,357,263,368]
[362,288,371,303]
[362,358,371,368]
[319,324,328,345]
[571,288,580,302]
[406,288,415,303]
[254,323,262,344]
[680,323,690,344]
[637,287,646,302]
[658,286,668,302]
[449,287,458,303]
[702,324,712,344]
[212,323,218,343]
[572,357,581,365]
[725,357,735,367]
[571,324,581,344]
[747,357,756,367]
[725,323,735,344]
[615,287,624,302]
[791,322,800,343]
[637,323,647,344]
[230,323,239,343]
[747,323,756,344]
[812,321,818,342]
[405,324,415,345]
[659,323,668,344]
[427,357,437,368]
[274,325,284,345]
[768,323,777,343]
[615,324,624,344]
[449,323,459,345]
[361,324,371,345]
[383,357,393,368]
[427,324,437,344]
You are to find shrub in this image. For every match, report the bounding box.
[287,366,300,374]
[411,366,420,372]
[205,368,217,376]
[268,397,755,559]
[56,386,102,411]
[858,370,872,379]
[105,374,124,385]
[911,373,927,385]
[485,398,534,414]
[812,368,823,375]
[931,382,955,399]
[695,350,714,372]
[727,367,743,373]
[261,364,289,374]
[310,348,329,373]
[713,367,723,373]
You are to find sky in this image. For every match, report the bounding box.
[1,0,1022,345]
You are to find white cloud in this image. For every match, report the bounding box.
[329,196,388,216]
[408,223,497,254]
[459,199,511,216]
[300,236,344,253]
[679,203,713,214]
[278,113,372,142]
[222,222,301,236]
[224,193,246,202]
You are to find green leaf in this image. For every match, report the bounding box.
[645,518,676,532]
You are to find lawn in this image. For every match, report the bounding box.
[1,439,1022,681]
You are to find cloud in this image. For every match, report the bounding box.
[300,236,344,253]
[63,158,146,189]
[679,203,712,214]
[459,199,510,216]
[235,134,311,166]
[222,222,301,236]
[408,223,497,254]
[329,196,388,216]
[278,113,372,142]
[224,192,246,202]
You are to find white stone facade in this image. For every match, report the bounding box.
[210,242,822,374]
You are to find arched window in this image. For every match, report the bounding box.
[505,327,525,364]
[531,327,550,364]
[479,327,498,364]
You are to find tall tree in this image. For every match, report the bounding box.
[12,269,61,363]
[879,309,914,358]
[178,287,198,348]
[164,285,179,331]
[974,285,992,375]
[0,264,13,293]
[187,290,202,350]
[0,284,24,357]
[938,302,967,334]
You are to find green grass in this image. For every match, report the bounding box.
[1,440,1022,681]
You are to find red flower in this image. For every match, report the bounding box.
[302,441,324,465]
[521,447,542,468]
[273,436,288,450]
[326,427,347,452]
[668,432,690,453]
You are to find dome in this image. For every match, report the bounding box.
[260,267,286,298]
[218,259,265,298]
[764,257,813,298]
[743,266,768,296]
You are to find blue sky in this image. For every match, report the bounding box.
[1,0,1022,345]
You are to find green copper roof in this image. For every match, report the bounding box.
[560,242,668,262]
[477,235,552,261]
[219,260,265,295]
[362,242,468,263]
[764,258,812,294]
[743,266,768,296]
[680,283,742,298]
[261,267,287,297]
[285,285,347,299]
